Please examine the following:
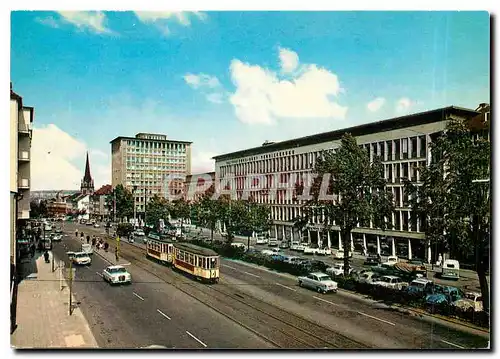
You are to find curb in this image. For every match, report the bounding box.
[222,257,490,337]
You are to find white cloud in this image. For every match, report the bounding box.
[134,11,207,34]
[395,97,413,114]
[367,97,386,112]
[57,11,112,34]
[279,47,299,73]
[191,150,217,174]
[184,73,221,89]
[31,124,110,190]
[229,55,347,125]
[36,16,60,28]
[206,93,224,104]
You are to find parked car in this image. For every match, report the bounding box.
[304,246,319,255]
[372,275,408,290]
[72,252,91,266]
[256,237,268,245]
[425,285,464,306]
[231,242,247,251]
[102,265,132,285]
[298,272,338,293]
[405,278,434,296]
[382,256,399,267]
[299,259,329,273]
[317,247,332,255]
[268,239,279,247]
[334,249,352,259]
[290,243,306,251]
[364,254,382,266]
[451,292,483,313]
[326,264,353,277]
[279,241,290,249]
[284,256,302,265]
[94,223,100,228]
[55,228,63,234]
[358,271,380,284]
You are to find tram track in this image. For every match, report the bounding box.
[111,240,371,349]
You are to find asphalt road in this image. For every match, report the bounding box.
[58,222,489,349]
[52,225,275,349]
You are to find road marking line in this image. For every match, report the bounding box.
[441,340,465,349]
[276,283,297,292]
[157,309,171,320]
[133,292,145,301]
[313,296,340,307]
[243,271,260,278]
[357,311,395,326]
[186,331,207,348]
[96,272,103,277]
[223,264,238,270]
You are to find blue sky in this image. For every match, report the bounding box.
[10,11,490,190]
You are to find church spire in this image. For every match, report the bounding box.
[81,152,94,195]
[83,152,92,182]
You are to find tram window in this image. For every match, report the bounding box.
[194,256,198,266]
[202,258,206,269]
[189,254,194,265]
[210,258,216,269]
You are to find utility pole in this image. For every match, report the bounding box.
[68,260,73,316]
[113,190,117,223]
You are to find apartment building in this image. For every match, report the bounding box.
[110,133,192,220]
[10,84,34,268]
[213,106,480,263]
[90,184,112,221]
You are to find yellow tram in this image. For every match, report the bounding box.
[146,234,174,265]
[172,243,220,283]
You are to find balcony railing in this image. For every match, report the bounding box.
[18,178,29,189]
[18,150,30,161]
[18,123,32,134]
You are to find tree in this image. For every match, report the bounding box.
[405,116,490,316]
[116,223,134,238]
[195,190,220,242]
[294,133,394,276]
[105,185,133,221]
[145,195,169,231]
[169,199,191,233]
[245,200,272,250]
[30,200,48,218]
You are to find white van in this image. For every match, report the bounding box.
[441,259,460,280]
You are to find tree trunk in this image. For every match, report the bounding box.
[475,218,490,319]
[341,228,351,277]
[247,235,250,252]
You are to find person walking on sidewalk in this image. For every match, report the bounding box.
[86,235,90,244]
[75,230,78,238]
[115,247,119,262]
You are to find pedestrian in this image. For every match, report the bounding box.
[92,237,96,247]
[115,247,119,262]
[86,236,90,244]
[75,230,78,238]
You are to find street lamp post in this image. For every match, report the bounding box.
[133,186,137,229]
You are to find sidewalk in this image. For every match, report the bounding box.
[10,253,98,349]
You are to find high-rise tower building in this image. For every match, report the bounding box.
[80,152,95,195]
[110,133,192,219]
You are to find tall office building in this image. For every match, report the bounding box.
[110,133,192,219]
[213,106,485,263]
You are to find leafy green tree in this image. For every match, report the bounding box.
[116,223,134,238]
[145,195,169,231]
[244,200,272,249]
[405,116,490,315]
[169,199,191,232]
[294,133,394,276]
[105,184,133,222]
[30,200,48,218]
[195,190,220,242]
